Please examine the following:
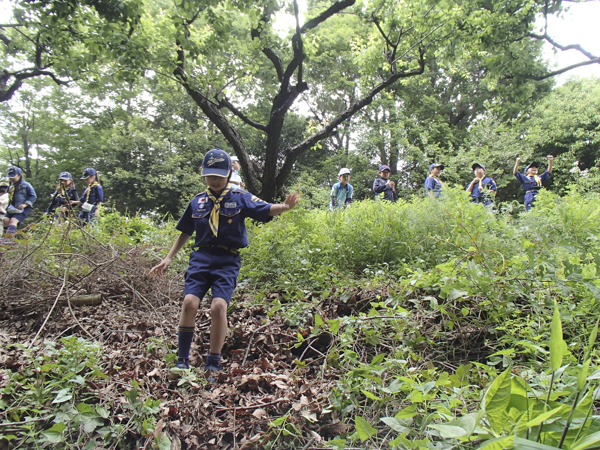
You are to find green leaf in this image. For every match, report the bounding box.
[513,437,559,449]
[482,367,512,435]
[380,417,410,433]
[314,313,324,328]
[361,390,382,401]
[573,430,600,450]
[327,319,340,334]
[428,423,469,438]
[480,436,515,450]
[354,416,377,442]
[550,300,566,372]
[52,388,73,404]
[577,359,591,392]
[521,406,565,429]
[42,423,66,443]
[371,354,385,365]
[395,404,417,419]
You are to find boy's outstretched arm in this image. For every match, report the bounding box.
[513,157,521,175]
[150,232,192,276]
[269,192,300,216]
[547,155,554,173]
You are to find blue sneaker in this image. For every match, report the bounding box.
[175,358,190,370]
[205,364,220,382]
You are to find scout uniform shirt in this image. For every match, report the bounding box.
[425,176,443,198]
[330,182,354,209]
[467,177,497,205]
[373,178,395,201]
[176,188,273,249]
[515,170,551,211]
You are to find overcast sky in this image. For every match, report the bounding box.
[1,0,599,84]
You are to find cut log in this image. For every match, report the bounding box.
[66,294,103,306]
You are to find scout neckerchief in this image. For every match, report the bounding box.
[476,176,484,190]
[533,175,542,187]
[8,178,19,205]
[85,181,99,203]
[206,183,232,237]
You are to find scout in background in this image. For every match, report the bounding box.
[3,166,37,240]
[230,156,245,189]
[0,182,9,236]
[46,172,79,218]
[513,155,554,211]
[425,163,444,198]
[150,149,300,381]
[79,168,103,224]
[373,165,396,202]
[466,163,497,207]
[330,168,353,209]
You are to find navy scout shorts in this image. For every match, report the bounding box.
[7,206,31,223]
[184,247,241,303]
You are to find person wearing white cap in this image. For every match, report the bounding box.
[330,168,354,209]
[229,156,245,189]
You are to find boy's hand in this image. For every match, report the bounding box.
[516,157,521,163]
[547,155,554,161]
[150,259,171,276]
[284,192,300,210]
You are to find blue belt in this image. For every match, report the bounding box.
[197,244,239,255]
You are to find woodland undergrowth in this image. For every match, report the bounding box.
[1,187,600,449]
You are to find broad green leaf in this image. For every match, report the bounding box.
[573,430,600,450]
[327,319,340,334]
[427,423,468,439]
[381,417,410,433]
[577,359,591,392]
[355,416,377,442]
[480,436,515,450]
[314,313,324,328]
[361,390,382,401]
[41,423,66,443]
[371,354,385,365]
[522,406,565,429]
[52,388,73,404]
[395,404,417,419]
[550,300,566,372]
[513,437,559,450]
[483,367,512,435]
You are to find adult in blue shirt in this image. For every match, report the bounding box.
[513,156,554,211]
[3,166,36,239]
[466,163,497,207]
[425,163,444,198]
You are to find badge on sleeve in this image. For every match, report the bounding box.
[224,202,237,208]
[251,195,266,203]
[198,197,207,204]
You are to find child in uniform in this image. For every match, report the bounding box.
[0,182,9,236]
[330,168,353,209]
[79,168,103,224]
[46,172,79,218]
[466,163,497,206]
[513,156,554,211]
[373,165,396,202]
[229,156,245,189]
[150,149,300,380]
[3,166,37,239]
[425,163,444,198]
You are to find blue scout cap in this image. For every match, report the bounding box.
[81,168,97,179]
[7,166,22,177]
[58,171,72,180]
[201,149,231,178]
[379,165,391,172]
[429,163,444,172]
[524,161,539,173]
[472,163,485,171]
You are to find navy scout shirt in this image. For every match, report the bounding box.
[466,177,497,202]
[176,189,273,249]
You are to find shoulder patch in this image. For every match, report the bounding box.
[232,188,247,193]
[251,195,267,203]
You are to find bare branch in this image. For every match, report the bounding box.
[392,22,445,65]
[218,97,268,132]
[251,7,284,82]
[301,0,356,33]
[525,58,600,80]
[529,32,598,61]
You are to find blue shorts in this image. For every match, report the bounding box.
[6,206,31,223]
[184,247,241,303]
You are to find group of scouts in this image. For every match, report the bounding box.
[330,156,555,212]
[0,166,103,241]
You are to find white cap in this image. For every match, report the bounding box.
[231,156,239,162]
[338,168,351,176]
